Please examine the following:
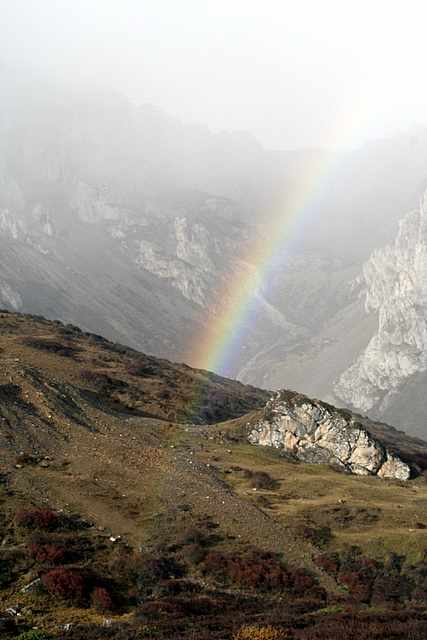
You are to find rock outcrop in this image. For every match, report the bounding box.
[248,390,420,480]
[334,191,427,425]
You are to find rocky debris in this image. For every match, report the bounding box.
[248,391,412,480]
[21,578,41,594]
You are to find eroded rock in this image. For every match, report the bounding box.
[334,190,427,420]
[249,391,411,480]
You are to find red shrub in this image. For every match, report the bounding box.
[28,542,66,564]
[314,553,340,575]
[91,586,113,612]
[16,508,59,531]
[290,568,318,595]
[137,555,185,594]
[42,567,85,602]
[339,571,373,604]
[203,549,292,591]
[138,595,220,619]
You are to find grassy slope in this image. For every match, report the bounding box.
[1,311,427,637]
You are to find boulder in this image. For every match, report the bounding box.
[249,391,412,480]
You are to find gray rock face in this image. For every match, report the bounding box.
[249,391,412,480]
[0,85,305,375]
[0,280,22,311]
[334,191,427,427]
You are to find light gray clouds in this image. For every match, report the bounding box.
[2,0,427,148]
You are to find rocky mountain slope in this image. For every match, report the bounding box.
[334,191,427,437]
[241,188,427,440]
[4,67,427,392]
[0,68,312,373]
[1,312,427,638]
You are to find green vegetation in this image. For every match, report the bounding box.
[1,311,427,638]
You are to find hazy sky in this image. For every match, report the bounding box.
[3,0,427,149]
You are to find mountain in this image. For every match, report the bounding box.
[1,312,427,638]
[0,66,312,372]
[241,186,427,440]
[3,67,427,444]
[333,191,427,437]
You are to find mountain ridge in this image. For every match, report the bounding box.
[334,189,427,436]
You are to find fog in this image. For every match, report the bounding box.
[3,0,427,436]
[3,0,427,149]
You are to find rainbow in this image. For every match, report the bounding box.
[189,138,354,377]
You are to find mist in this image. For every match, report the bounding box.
[2,0,427,438]
[3,0,427,149]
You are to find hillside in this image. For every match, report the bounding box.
[1,312,427,639]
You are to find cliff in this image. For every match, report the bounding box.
[334,191,427,434]
[249,390,427,480]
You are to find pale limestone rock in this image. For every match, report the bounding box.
[71,181,123,223]
[0,209,25,240]
[0,281,23,311]
[249,391,411,480]
[377,454,410,481]
[136,236,210,306]
[32,204,55,237]
[335,191,427,415]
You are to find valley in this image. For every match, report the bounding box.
[2,71,427,440]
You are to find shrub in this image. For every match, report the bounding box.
[180,527,209,546]
[301,525,333,549]
[180,542,207,565]
[411,453,427,471]
[80,369,127,392]
[314,552,340,575]
[42,567,85,602]
[289,567,318,595]
[249,471,279,490]
[138,595,220,619]
[55,622,154,638]
[17,631,54,640]
[371,571,412,605]
[22,337,81,358]
[91,586,113,612]
[16,508,59,531]
[15,452,38,466]
[137,598,182,618]
[203,549,291,591]
[0,546,28,589]
[153,578,201,597]
[127,359,160,377]
[137,556,185,595]
[233,625,290,640]
[339,571,373,604]
[175,595,219,615]
[296,611,427,639]
[28,541,66,564]
[179,524,221,549]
